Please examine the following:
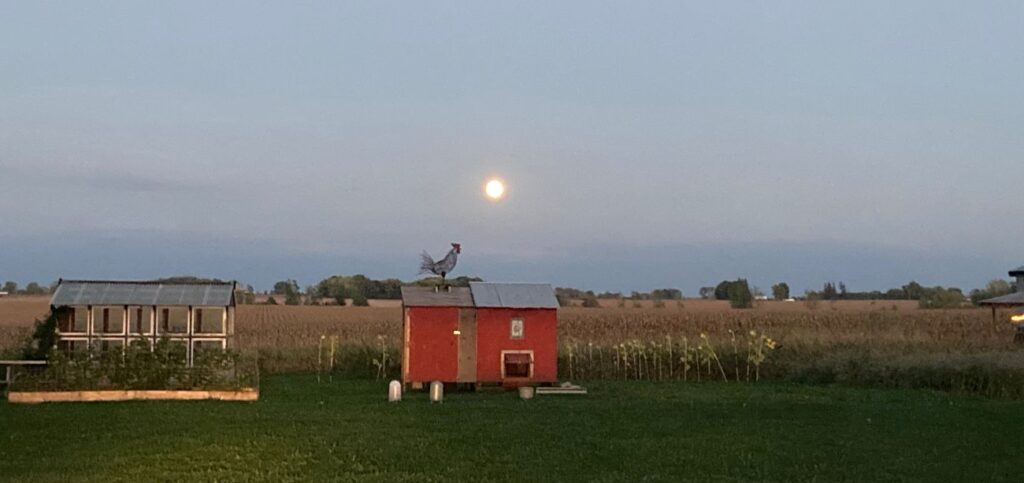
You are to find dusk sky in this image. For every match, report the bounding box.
[2,2,1022,294]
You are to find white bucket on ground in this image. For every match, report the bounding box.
[518,386,535,400]
[429,381,443,403]
[388,380,402,402]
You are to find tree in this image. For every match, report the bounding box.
[771,283,790,301]
[2,281,17,293]
[556,287,595,300]
[317,277,346,303]
[714,281,732,300]
[22,311,58,360]
[987,279,1013,294]
[884,288,905,300]
[351,291,369,307]
[372,278,404,299]
[713,279,753,307]
[272,280,301,305]
[727,279,753,309]
[715,280,753,305]
[235,289,256,305]
[580,293,601,308]
[265,296,278,305]
[303,285,320,305]
[821,282,838,301]
[650,288,683,300]
[919,287,965,309]
[348,275,372,301]
[235,284,256,305]
[901,281,925,300]
[970,279,1013,305]
[699,287,716,299]
[23,282,47,295]
[273,280,299,296]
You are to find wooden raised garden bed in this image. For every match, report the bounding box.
[7,388,258,404]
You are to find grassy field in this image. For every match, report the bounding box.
[1,375,1021,482]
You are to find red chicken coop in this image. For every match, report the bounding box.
[400,282,558,388]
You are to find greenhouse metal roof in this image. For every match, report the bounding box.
[50,280,235,307]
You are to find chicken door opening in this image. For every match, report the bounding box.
[503,352,532,378]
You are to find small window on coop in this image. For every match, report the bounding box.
[56,309,74,333]
[129,307,153,335]
[159,308,188,334]
[510,317,524,339]
[503,352,532,378]
[71,307,89,333]
[194,308,225,334]
[93,307,125,334]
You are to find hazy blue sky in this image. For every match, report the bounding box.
[1,2,1022,293]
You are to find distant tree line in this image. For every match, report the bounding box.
[1,281,51,295]
[968,280,1016,305]
[11,271,1015,311]
[797,279,1017,309]
[262,274,484,306]
[554,288,599,307]
[555,287,685,308]
[691,277,1004,309]
[801,280,968,308]
[801,280,966,302]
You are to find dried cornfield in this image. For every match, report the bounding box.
[3,299,1023,396]
[554,308,1022,391]
[0,296,50,355]
[233,305,401,374]
[229,305,1023,385]
[558,307,1014,352]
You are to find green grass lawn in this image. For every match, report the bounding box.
[1,377,1021,482]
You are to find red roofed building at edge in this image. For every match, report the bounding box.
[400,282,558,388]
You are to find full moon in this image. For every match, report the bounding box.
[484,178,506,200]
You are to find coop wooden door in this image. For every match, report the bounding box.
[457,308,477,382]
[405,307,459,383]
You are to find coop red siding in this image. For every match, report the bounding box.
[404,307,458,383]
[475,308,558,384]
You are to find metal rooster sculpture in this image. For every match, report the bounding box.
[420,242,461,285]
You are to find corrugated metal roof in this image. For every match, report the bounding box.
[469,282,558,309]
[400,286,474,307]
[979,291,1024,306]
[50,281,235,307]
